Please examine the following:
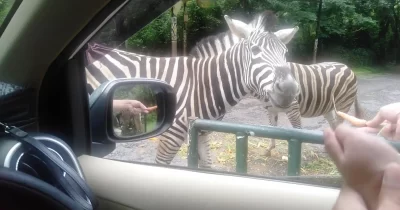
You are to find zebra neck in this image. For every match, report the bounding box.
[189,44,250,120]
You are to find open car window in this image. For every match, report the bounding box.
[83,0,400,190]
[0,0,22,38]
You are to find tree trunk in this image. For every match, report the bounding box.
[312,0,323,64]
[391,0,399,64]
[377,19,390,65]
[183,1,188,56]
[171,8,178,56]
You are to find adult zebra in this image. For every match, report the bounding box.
[85,12,300,168]
[189,11,364,156]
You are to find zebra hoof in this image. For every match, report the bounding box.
[198,163,212,169]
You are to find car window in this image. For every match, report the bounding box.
[0,0,20,37]
[83,0,400,189]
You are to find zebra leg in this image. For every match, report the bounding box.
[264,110,278,157]
[133,114,143,133]
[323,110,338,129]
[197,131,212,169]
[325,105,352,129]
[286,102,302,129]
[155,121,187,165]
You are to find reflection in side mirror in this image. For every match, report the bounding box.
[89,78,176,145]
[112,84,159,138]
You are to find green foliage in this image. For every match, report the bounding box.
[95,0,400,68]
[125,12,172,55]
[352,66,389,76]
[0,0,14,26]
[320,46,376,67]
[114,84,156,106]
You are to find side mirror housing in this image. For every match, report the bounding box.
[89,78,176,145]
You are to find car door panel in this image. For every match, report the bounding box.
[78,155,339,210]
[97,198,137,210]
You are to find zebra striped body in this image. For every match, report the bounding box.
[85,13,300,167]
[189,11,364,156]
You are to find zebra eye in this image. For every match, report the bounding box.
[251,46,262,55]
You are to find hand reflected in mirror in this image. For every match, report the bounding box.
[112,84,159,138]
[113,100,150,115]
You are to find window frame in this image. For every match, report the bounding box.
[0,0,23,38]
[77,0,343,189]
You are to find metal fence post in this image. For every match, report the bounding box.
[236,132,248,173]
[188,118,199,168]
[144,115,147,132]
[287,139,301,176]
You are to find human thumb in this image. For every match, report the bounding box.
[377,162,400,210]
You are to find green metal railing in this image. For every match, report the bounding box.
[188,119,400,176]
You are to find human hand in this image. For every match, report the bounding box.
[332,184,367,210]
[113,100,149,115]
[333,162,400,210]
[324,124,400,210]
[357,102,400,141]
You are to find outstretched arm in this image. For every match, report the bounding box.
[113,100,149,115]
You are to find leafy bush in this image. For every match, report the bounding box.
[92,0,400,67]
[320,46,376,67]
[114,85,156,106]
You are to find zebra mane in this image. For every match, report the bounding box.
[251,10,278,32]
[188,30,235,56]
[188,10,278,57]
[85,42,114,66]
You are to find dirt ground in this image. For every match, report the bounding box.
[103,72,400,178]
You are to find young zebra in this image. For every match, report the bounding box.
[189,11,364,156]
[85,12,301,168]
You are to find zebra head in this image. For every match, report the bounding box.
[223,14,300,109]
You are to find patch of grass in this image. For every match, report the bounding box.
[352,66,390,76]
[301,156,339,176]
[215,135,236,165]
[178,132,339,178]
[177,143,188,159]
[145,120,156,132]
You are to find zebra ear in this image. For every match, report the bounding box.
[274,26,299,44]
[224,15,254,39]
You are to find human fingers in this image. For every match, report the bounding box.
[323,128,344,167]
[333,124,359,146]
[337,124,399,157]
[367,105,400,127]
[356,127,381,134]
[389,113,400,140]
[367,110,386,128]
[137,102,148,110]
[378,123,400,141]
[377,163,400,210]
[396,116,400,140]
[332,184,367,210]
[129,101,149,113]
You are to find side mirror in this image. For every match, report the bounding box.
[89,78,176,144]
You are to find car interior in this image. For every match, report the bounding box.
[0,0,341,209]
